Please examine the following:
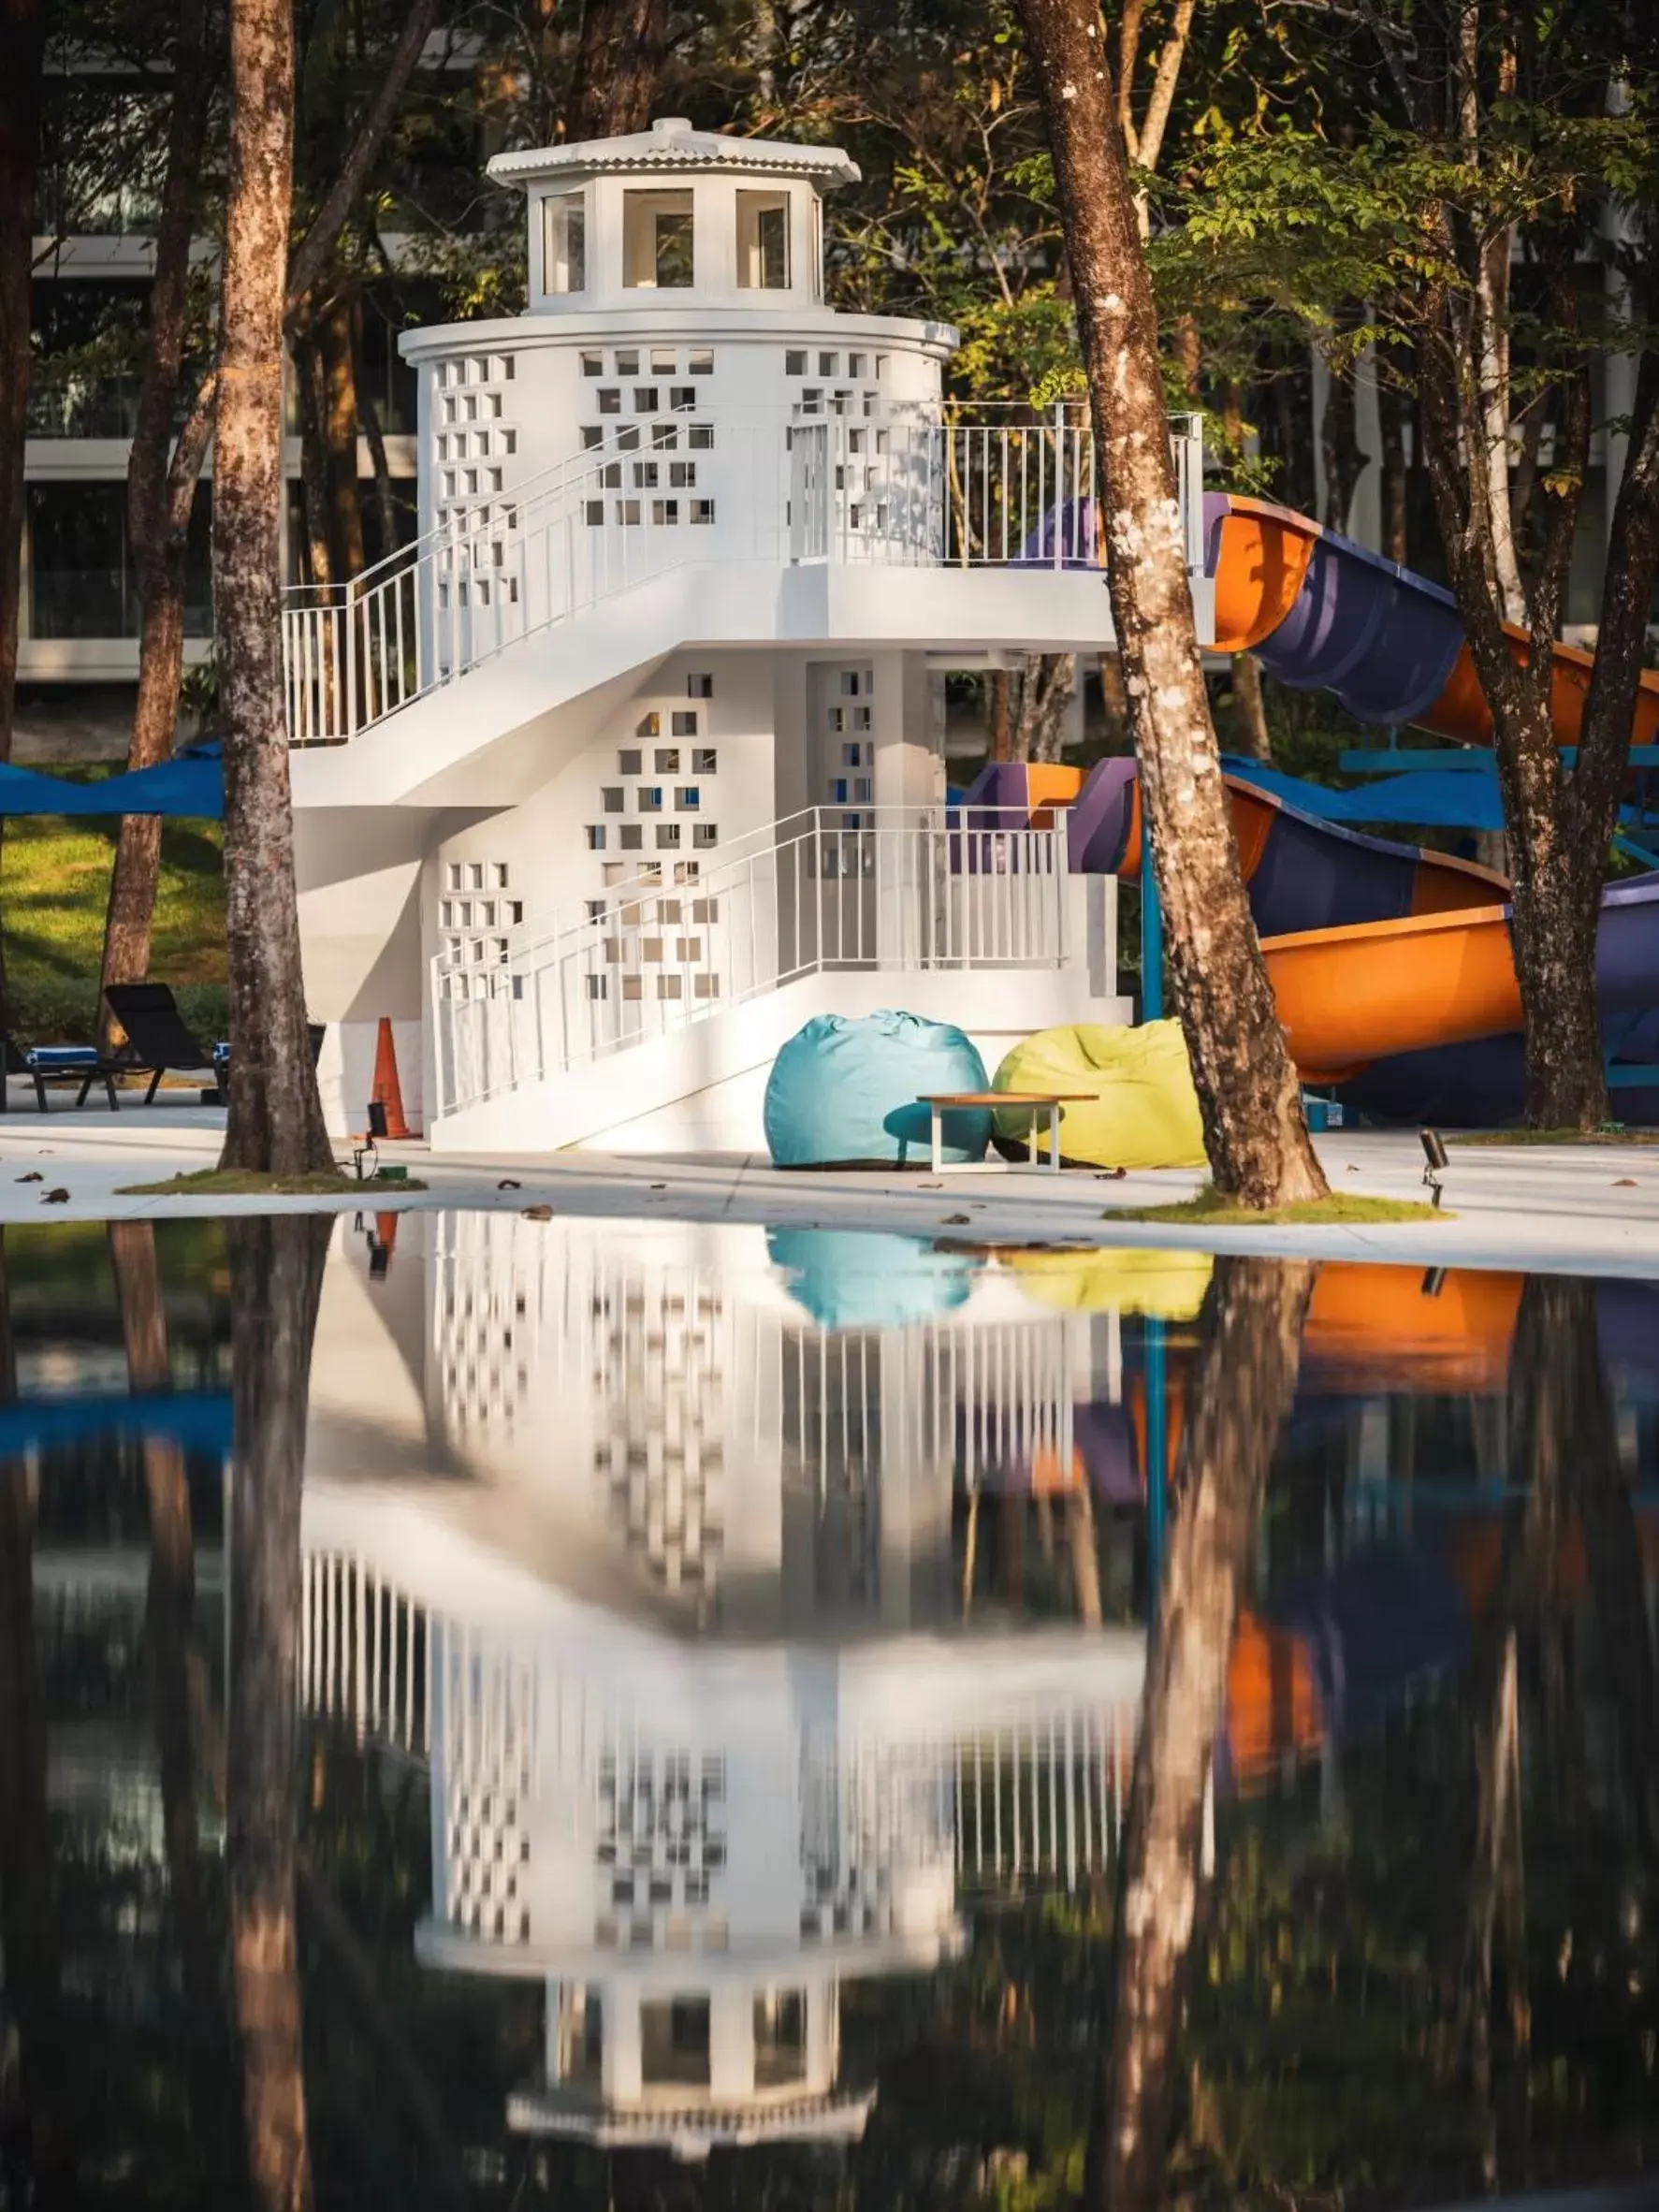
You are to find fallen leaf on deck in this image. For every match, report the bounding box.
[522,1203,554,1220]
[1614,1177,1638,1187]
[941,1214,972,1225]
[497,1178,521,1189]
[42,1188,69,1204]
[16,1171,41,1183]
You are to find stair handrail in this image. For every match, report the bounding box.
[281,420,689,610]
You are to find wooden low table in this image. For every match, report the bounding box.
[918,1090,1093,1175]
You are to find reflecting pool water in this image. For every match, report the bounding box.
[2,1213,1658,2209]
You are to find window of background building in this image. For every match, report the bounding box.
[542,189,587,294]
[27,480,212,640]
[736,192,790,289]
[623,190,695,288]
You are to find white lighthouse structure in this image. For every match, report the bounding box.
[286,119,1208,1154]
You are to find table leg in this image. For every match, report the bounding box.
[1049,1104,1061,1171]
[931,1105,943,1176]
[1027,1113,1038,1165]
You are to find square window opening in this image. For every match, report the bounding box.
[623,189,694,289]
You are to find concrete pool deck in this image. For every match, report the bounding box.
[1,1089,1656,1277]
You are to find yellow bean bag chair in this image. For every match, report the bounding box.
[991,1021,1207,1171]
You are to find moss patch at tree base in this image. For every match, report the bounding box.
[1109,1183,1447,1227]
[1452,1127,1659,1147]
[116,1168,428,1198]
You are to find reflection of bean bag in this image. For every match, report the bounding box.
[764,1011,990,1168]
[992,1022,1206,1171]
[767,1229,978,1331]
[1005,1246,1214,1321]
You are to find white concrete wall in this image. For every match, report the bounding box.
[431,960,1131,1156]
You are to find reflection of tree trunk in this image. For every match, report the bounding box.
[1067,1484,1103,1627]
[110,1223,222,2021]
[1458,1273,1607,2183]
[294,1853,471,2210]
[227,1215,330,2212]
[1091,1257,1316,2211]
[0,1233,65,2150]
[1552,1276,1659,1867]
[1462,1630,1524,2190]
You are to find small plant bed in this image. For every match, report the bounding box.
[116,1168,428,1198]
[1109,1184,1447,1227]
[1451,1127,1659,1147]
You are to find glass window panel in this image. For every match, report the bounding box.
[623,189,694,288]
[541,190,586,294]
[736,191,790,288]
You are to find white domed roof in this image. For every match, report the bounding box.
[488,115,860,191]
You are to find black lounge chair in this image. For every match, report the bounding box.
[103,982,225,1103]
[3,1034,120,1113]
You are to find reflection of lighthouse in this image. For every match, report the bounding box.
[299,1487,1142,2158]
[344,1210,1123,1640]
[300,1208,1140,2155]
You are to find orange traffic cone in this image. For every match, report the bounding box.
[371,1017,414,1140]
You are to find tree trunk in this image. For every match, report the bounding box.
[1092,1258,1317,2210]
[98,0,217,1054]
[0,1,46,1031]
[1011,0,1327,1209]
[567,0,674,139]
[320,293,366,581]
[292,314,335,589]
[217,0,333,1175]
[987,666,1013,763]
[1099,650,1128,749]
[1418,292,1607,1131]
[1378,377,1410,566]
[227,1214,331,2212]
[357,356,400,568]
[1229,653,1272,761]
[1317,307,1367,535]
[1010,650,1077,764]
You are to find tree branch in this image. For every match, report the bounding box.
[164,368,220,541]
[1134,0,1197,180]
[283,0,441,329]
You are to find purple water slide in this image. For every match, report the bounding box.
[1202,493,1467,726]
[1065,753,1448,934]
[1066,756,1139,875]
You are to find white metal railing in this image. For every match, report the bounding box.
[282,405,1205,746]
[432,804,1068,1118]
[283,415,783,746]
[789,406,1205,573]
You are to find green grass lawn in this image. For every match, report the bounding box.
[2,808,226,1045]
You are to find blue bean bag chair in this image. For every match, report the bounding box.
[764,1010,991,1167]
